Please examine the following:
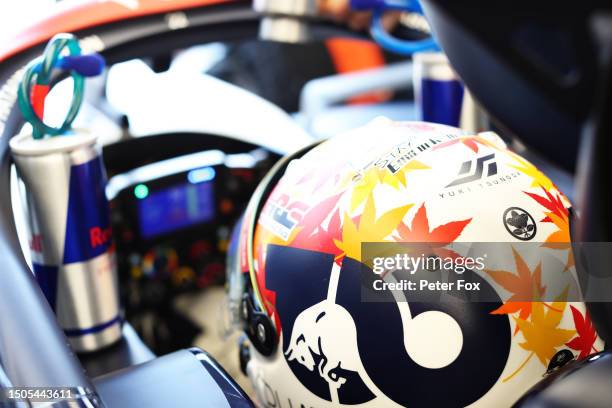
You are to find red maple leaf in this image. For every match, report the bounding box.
[295,161,346,192]
[433,137,480,153]
[291,193,343,257]
[566,305,599,359]
[524,186,568,223]
[525,187,574,270]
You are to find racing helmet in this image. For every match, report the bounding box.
[226,118,603,407]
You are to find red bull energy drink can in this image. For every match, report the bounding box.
[413,51,464,127]
[10,127,121,352]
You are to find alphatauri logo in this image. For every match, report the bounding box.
[447,153,497,187]
[266,244,511,406]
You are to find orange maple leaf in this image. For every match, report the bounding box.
[390,204,472,263]
[525,187,574,270]
[487,248,547,334]
[392,204,472,243]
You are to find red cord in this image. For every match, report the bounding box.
[31,84,50,119]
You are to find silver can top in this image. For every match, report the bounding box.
[9,126,97,157]
[413,51,459,81]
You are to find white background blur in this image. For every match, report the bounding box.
[0,0,71,44]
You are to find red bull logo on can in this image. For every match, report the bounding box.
[63,157,113,264]
[90,226,112,248]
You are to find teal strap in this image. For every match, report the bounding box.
[17,33,85,139]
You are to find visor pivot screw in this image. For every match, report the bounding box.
[256,322,266,343]
[242,300,249,320]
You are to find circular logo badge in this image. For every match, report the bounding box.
[503,207,537,241]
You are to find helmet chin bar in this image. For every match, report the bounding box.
[573,13,612,344]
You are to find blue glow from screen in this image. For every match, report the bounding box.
[187,167,216,184]
[138,182,215,239]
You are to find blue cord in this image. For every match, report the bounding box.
[370,8,439,55]
[352,0,422,13]
[350,0,440,56]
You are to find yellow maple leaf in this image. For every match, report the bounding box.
[509,153,554,191]
[503,291,574,382]
[516,302,574,366]
[335,193,412,261]
[350,161,428,211]
[382,160,430,190]
[350,169,381,212]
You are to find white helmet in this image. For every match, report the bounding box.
[227,119,603,407]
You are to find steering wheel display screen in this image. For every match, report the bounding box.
[103,133,279,354]
[138,180,215,239]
